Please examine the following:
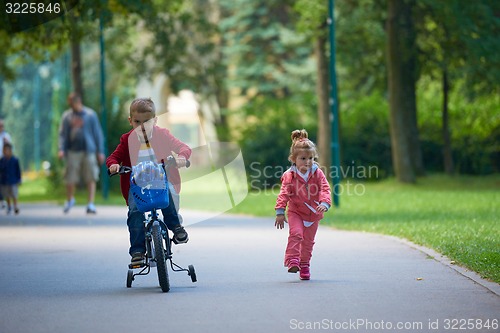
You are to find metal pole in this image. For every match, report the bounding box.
[328,0,341,207]
[99,15,109,199]
[33,70,41,171]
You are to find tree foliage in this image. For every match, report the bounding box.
[219,0,315,99]
[1,0,498,178]
[417,0,500,96]
[237,94,318,189]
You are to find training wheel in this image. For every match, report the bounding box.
[188,264,197,283]
[127,269,134,288]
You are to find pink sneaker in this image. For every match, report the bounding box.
[287,258,300,273]
[300,263,310,280]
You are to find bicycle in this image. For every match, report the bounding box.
[109,156,197,292]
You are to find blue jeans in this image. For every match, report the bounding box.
[127,188,181,255]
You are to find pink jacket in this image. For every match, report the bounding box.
[275,164,332,222]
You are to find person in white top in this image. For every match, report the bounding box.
[0,119,12,158]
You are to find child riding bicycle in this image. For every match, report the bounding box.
[106,97,191,266]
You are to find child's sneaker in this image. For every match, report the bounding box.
[130,252,145,266]
[287,258,300,273]
[63,198,75,213]
[172,225,188,244]
[6,206,12,215]
[299,262,310,280]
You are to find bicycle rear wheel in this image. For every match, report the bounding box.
[152,223,170,292]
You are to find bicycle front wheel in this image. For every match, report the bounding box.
[152,223,170,292]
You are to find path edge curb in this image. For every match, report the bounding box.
[382,234,500,297]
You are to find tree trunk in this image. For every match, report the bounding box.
[315,35,331,178]
[386,0,422,183]
[209,0,230,143]
[0,77,4,117]
[213,80,230,142]
[70,38,83,99]
[69,11,83,100]
[442,67,454,174]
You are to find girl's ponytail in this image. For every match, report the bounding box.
[291,129,308,143]
[288,129,317,163]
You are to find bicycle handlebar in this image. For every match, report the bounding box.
[166,155,191,168]
[108,155,190,177]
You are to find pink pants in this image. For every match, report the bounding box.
[284,211,320,266]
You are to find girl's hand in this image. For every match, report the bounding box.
[316,204,328,213]
[275,214,286,229]
[109,164,120,174]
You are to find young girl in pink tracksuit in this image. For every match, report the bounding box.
[275,129,332,280]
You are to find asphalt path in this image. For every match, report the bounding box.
[0,204,498,333]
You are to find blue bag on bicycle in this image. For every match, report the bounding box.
[130,161,169,213]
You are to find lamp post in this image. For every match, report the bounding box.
[51,77,61,158]
[99,15,109,199]
[328,0,341,207]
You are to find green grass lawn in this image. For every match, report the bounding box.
[19,173,499,283]
[229,174,500,284]
[18,175,126,205]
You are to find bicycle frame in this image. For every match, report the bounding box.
[146,212,170,264]
[129,209,189,279]
[130,211,169,269]
[109,155,196,291]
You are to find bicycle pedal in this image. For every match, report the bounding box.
[172,236,188,245]
[129,262,145,269]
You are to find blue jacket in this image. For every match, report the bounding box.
[0,156,21,185]
[58,106,105,154]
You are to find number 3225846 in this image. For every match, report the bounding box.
[443,318,498,330]
[5,2,61,14]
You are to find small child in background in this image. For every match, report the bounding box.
[275,129,331,280]
[0,143,22,214]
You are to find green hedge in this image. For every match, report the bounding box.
[236,82,499,186]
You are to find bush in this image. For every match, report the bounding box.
[236,95,317,189]
[339,91,392,179]
[418,77,500,174]
[235,80,498,188]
